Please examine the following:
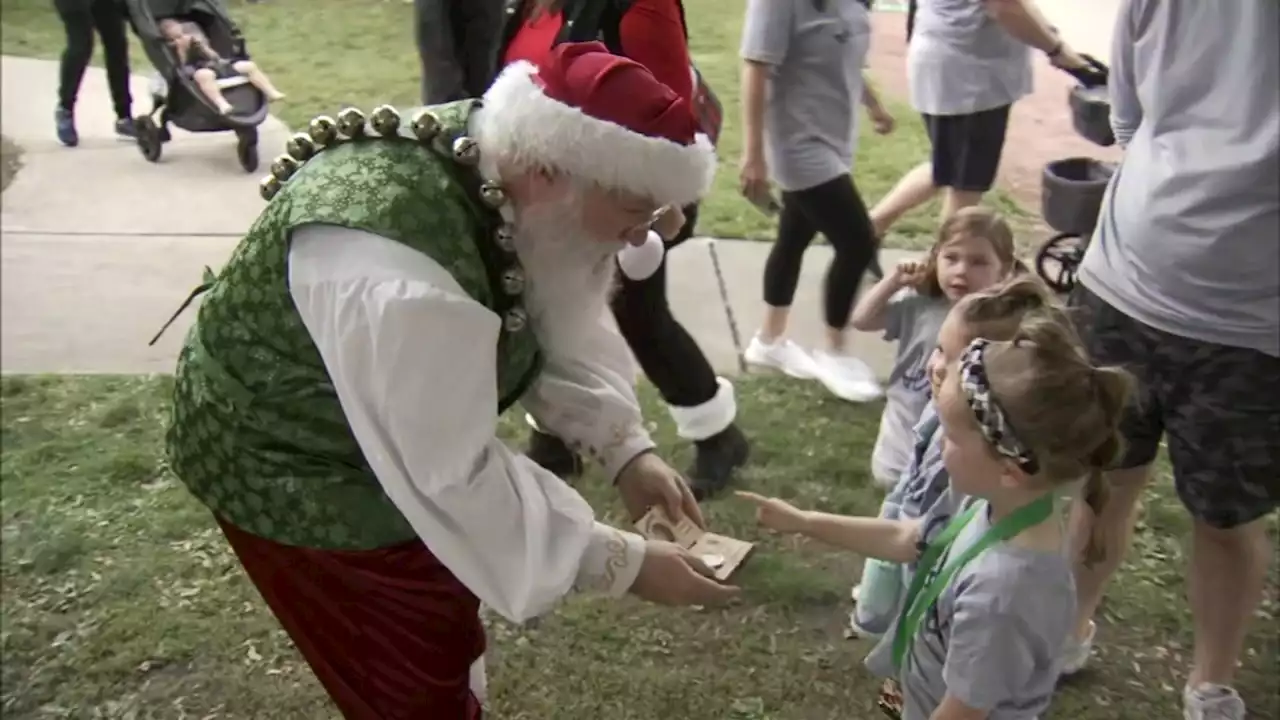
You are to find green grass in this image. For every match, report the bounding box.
[2,374,1277,719]
[0,0,1031,248]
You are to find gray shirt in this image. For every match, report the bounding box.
[866,490,1075,720]
[872,290,950,485]
[907,0,1032,116]
[883,402,949,523]
[1080,0,1280,357]
[740,0,871,191]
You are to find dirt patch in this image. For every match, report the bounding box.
[865,12,1122,216]
[1,136,23,193]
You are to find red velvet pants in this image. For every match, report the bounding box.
[218,518,485,719]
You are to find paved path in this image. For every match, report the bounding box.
[1,56,907,379]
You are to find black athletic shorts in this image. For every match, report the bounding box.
[920,104,1012,193]
[1071,285,1280,529]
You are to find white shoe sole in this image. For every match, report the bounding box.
[743,351,817,380]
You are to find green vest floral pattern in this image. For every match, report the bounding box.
[166,101,542,551]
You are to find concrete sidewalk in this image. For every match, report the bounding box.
[1,55,908,378]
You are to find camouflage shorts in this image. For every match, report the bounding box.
[1071,286,1280,529]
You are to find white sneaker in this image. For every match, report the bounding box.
[743,334,819,379]
[1060,620,1096,675]
[1183,683,1246,720]
[812,349,883,403]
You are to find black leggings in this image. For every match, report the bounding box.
[611,204,720,410]
[763,173,877,329]
[55,0,132,119]
[414,0,501,104]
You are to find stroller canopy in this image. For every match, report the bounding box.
[126,0,238,41]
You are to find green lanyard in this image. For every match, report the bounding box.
[891,495,1055,672]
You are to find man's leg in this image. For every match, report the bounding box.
[415,0,465,104]
[1067,465,1151,640]
[1161,338,1279,710]
[1063,285,1166,673]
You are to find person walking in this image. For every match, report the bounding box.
[492,0,751,500]
[414,0,505,104]
[53,0,136,146]
[867,0,1097,237]
[1062,2,1279,718]
[738,0,896,403]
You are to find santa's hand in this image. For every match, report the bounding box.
[616,452,705,529]
[628,539,739,606]
[651,205,686,241]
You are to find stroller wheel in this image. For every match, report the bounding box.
[134,115,162,163]
[1035,233,1084,294]
[236,128,259,173]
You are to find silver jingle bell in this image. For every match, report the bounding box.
[479,182,507,209]
[259,174,282,201]
[503,307,528,333]
[308,115,338,147]
[494,224,516,252]
[308,115,338,148]
[411,108,441,142]
[270,154,300,182]
[452,136,480,166]
[336,107,367,139]
[285,132,317,162]
[370,104,401,137]
[500,267,525,296]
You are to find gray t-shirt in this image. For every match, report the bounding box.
[866,490,1075,720]
[1079,0,1280,357]
[872,290,950,485]
[907,0,1032,116]
[740,0,871,191]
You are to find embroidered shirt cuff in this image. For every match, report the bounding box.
[599,431,656,484]
[574,522,646,598]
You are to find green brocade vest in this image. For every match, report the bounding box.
[166,101,542,551]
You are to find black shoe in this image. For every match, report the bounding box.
[688,424,750,501]
[526,429,584,481]
[114,117,137,139]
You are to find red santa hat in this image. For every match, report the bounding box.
[478,41,717,209]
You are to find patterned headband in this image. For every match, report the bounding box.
[958,338,1040,475]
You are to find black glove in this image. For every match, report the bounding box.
[1064,53,1109,89]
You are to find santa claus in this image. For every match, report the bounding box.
[160,41,738,719]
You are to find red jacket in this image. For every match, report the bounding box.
[499,0,694,106]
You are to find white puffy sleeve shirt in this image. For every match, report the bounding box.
[286,223,649,624]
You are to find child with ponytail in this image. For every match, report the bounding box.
[848,275,1065,638]
[742,288,1133,719]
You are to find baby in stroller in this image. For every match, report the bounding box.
[157,17,284,114]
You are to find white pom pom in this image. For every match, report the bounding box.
[617,230,666,280]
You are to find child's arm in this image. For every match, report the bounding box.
[803,511,921,563]
[737,492,921,564]
[849,260,923,332]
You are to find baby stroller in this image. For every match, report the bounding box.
[1035,65,1116,294]
[123,0,269,172]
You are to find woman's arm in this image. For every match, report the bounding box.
[618,1,694,104]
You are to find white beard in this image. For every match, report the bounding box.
[513,192,622,359]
